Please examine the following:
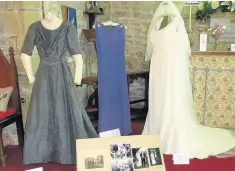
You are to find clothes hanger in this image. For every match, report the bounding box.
[92,21,127,29]
[102,20,127,29]
[156,1,177,19]
[99,15,127,29]
[92,14,127,29]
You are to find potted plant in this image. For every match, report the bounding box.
[196,1,220,23]
[196,1,235,22]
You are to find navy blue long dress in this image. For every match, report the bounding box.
[95,23,132,135]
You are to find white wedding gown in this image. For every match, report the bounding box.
[143,2,235,159]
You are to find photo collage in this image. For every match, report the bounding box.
[84,143,163,171]
[110,143,162,171]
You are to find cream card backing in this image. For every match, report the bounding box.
[76,134,165,171]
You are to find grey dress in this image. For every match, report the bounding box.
[21,21,98,165]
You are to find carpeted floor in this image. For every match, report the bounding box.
[1,122,235,171]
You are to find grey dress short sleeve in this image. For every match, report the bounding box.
[67,23,80,56]
[21,24,36,56]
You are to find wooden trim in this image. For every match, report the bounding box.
[82,29,95,42]
[191,51,235,56]
[0,49,12,88]
[9,48,21,112]
[0,48,22,111]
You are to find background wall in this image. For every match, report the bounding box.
[0,1,188,146]
[97,2,234,73]
[96,2,186,73]
[87,2,201,74]
[0,1,106,146]
[0,1,42,146]
[1,1,233,146]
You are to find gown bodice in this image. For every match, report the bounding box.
[21,21,80,64]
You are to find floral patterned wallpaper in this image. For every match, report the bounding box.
[192,54,235,128]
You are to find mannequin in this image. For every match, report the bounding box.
[21,2,98,165]
[21,11,83,85]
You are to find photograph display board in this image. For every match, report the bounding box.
[76,135,165,171]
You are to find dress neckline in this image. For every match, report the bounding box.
[96,22,124,31]
[39,20,64,31]
[154,15,179,34]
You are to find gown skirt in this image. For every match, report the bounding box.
[95,23,132,135]
[142,15,235,159]
[22,21,98,165]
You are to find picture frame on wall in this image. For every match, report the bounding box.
[76,135,165,171]
[61,5,78,30]
[61,5,69,21]
[68,7,78,30]
[231,44,235,51]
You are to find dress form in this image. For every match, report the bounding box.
[21,11,83,85]
[21,10,98,164]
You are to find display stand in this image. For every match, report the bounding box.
[82,29,95,42]
[82,7,103,42]
[80,19,149,121]
[83,8,104,29]
[80,13,149,124]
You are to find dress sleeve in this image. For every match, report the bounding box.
[67,23,80,56]
[21,24,36,56]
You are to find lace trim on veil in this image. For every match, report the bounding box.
[145,2,191,61]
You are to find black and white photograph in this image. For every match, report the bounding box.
[148,148,162,166]
[132,148,149,169]
[84,155,104,169]
[110,143,134,171]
